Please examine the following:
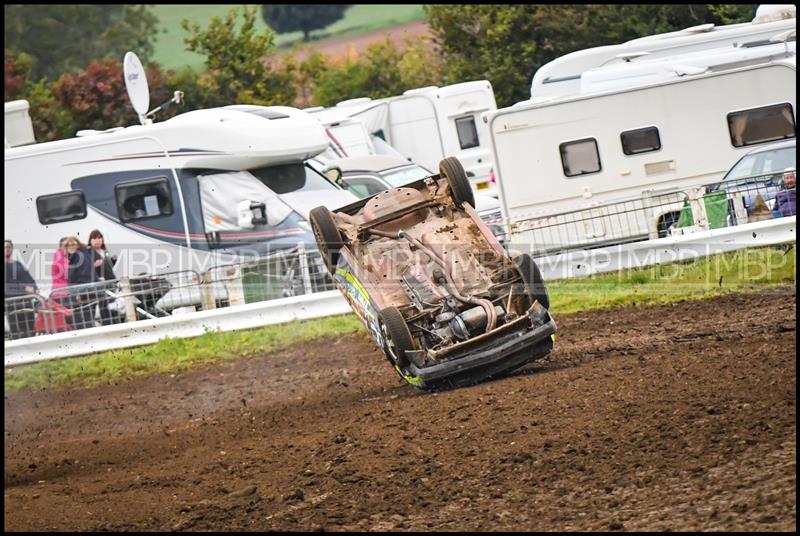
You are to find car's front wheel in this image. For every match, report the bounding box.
[378,306,414,369]
[309,206,343,273]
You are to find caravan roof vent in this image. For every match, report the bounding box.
[680,23,716,34]
[224,105,290,120]
[337,98,372,108]
[303,106,325,113]
[753,4,796,24]
[76,127,125,137]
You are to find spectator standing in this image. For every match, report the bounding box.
[774,170,796,218]
[4,239,38,339]
[88,229,120,325]
[51,237,70,300]
[65,236,96,328]
[89,230,117,281]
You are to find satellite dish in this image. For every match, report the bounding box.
[123,51,150,124]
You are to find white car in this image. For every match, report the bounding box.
[710,138,796,220]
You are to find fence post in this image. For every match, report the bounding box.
[32,295,50,335]
[200,271,217,310]
[687,186,710,232]
[118,277,138,323]
[641,190,662,240]
[224,265,245,306]
[730,192,748,226]
[297,242,312,295]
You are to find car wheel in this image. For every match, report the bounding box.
[309,206,343,273]
[378,306,414,369]
[439,157,475,209]
[514,254,550,310]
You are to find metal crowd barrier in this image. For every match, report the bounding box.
[127,270,203,317]
[4,294,46,340]
[499,169,796,259]
[203,244,336,307]
[4,246,338,341]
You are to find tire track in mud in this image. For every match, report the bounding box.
[4,288,796,531]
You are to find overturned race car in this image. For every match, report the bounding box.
[310,157,556,390]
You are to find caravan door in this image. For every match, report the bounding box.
[434,81,498,192]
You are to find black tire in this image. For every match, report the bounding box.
[378,306,415,369]
[439,157,475,209]
[309,206,343,273]
[514,254,550,310]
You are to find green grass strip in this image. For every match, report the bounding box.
[4,245,794,393]
[551,244,795,315]
[4,315,364,393]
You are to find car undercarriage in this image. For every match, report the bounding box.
[311,157,556,389]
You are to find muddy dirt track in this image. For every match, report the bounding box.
[4,289,796,531]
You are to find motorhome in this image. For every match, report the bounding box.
[307,80,500,196]
[486,39,796,253]
[4,103,356,294]
[530,4,796,100]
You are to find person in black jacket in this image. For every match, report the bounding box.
[4,239,38,339]
[65,236,96,329]
[88,229,120,325]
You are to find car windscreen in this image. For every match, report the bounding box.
[724,146,796,182]
[198,171,293,231]
[381,165,432,188]
[249,163,339,194]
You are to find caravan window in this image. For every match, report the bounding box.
[621,126,661,155]
[455,115,480,150]
[36,191,87,225]
[727,103,796,148]
[115,177,173,222]
[559,138,601,177]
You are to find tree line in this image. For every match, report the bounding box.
[4,4,756,142]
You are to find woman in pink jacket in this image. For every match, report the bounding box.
[51,237,70,300]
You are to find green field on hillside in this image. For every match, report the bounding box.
[151,4,425,70]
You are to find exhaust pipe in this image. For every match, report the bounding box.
[450,305,505,341]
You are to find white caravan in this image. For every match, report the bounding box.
[304,105,407,167]
[4,100,36,148]
[530,4,796,100]
[486,40,796,253]
[4,104,356,292]
[307,80,499,196]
